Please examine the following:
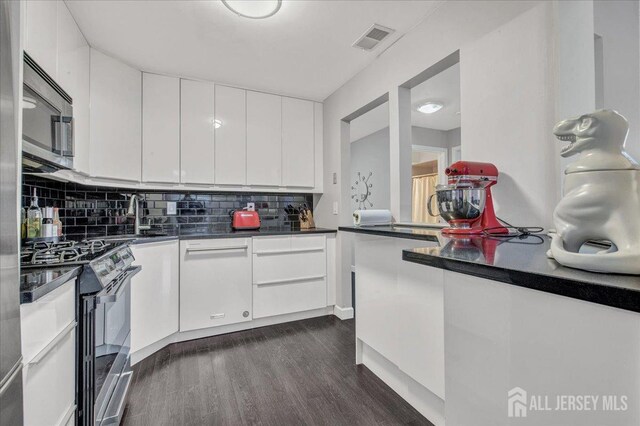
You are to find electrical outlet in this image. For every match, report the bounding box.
[333,201,339,215]
[247,202,255,211]
[167,201,177,215]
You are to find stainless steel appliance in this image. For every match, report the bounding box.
[22,52,74,171]
[0,0,24,424]
[21,239,141,425]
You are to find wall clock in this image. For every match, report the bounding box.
[351,171,373,210]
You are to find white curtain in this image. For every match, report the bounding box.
[412,174,439,224]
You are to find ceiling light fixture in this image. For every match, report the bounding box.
[417,102,444,114]
[22,95,37,109]
[213,119,222,129]
[221,0,282,19]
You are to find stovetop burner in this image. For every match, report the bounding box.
[21,239,121,267]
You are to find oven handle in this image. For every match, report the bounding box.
[96,266,141,304]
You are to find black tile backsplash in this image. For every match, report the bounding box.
[22,175,313,241]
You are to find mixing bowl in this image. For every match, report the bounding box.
[428,186,486,224]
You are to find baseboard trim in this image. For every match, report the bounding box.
[333,305,354,320]
[131,306,334,365]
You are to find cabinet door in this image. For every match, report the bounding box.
[130,240,179,354]
[180,239,253,331]
[282,97,314,187]
[90,49,141,182]
[25,0,58,79]
[214,85,246,185]
[181,79,214,184]
[142,73,180,183]
[57,2,90,175]
[247,91,281,186]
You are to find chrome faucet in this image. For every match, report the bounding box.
[126,194,150,234]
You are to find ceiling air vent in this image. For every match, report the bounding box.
[352,24,395,51]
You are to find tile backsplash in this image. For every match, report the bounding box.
[22,175,313,241]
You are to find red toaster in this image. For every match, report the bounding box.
[231,210,261,230]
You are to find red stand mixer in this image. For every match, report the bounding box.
[429,161,509,235]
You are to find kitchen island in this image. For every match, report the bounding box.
[341,225,640,426]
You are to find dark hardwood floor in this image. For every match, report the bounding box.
[121,316,433,426]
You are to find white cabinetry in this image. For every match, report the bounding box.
[282,97,315,188]
[21,279,76,426]
[142,73,180,183]
[181,79,215,184]
[354,235,444,399]
[57,2,90,175]
[130,240,179,355]
[25,0,58,79]
[252,235,327,318]
[90,49,141,182]
[180,239,253,331]
[246,91,281,186]
[215,85,246,185]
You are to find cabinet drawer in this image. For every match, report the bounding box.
[253,250,326,285]
[253,277,327,319]
[252,236,291,253]
[22,323,75,426]
[20,279,75,364]
[291,234,325,251]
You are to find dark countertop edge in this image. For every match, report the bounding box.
[338,226,440,242]
[20,266,82,304]
[130,228,337,244]
[402,250,640,314]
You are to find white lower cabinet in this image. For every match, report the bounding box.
[20,279,76,426]
[180,238,253,331]
[252,235,327,318]
[130,240,179,354]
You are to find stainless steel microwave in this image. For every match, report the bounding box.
[22,52,74,170]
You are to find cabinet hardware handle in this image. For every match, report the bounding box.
[254,247,324,255]
[27,321,77,365]
[186,245,248,252]
[255,274,326,286]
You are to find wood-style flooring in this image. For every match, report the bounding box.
[121,315,433,426]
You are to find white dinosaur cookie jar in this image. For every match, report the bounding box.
[548,109,640,275]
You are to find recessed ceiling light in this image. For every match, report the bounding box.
[213,119,222,129]
[221,0,282,19]
[417,102,444,114]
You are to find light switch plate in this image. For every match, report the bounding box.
[333,172,337,184]
[333,201,339,215]
[167,201,177,215]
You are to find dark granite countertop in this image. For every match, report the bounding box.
[339,225,441,242]
[20,266,82,304]
[402,234,640,313]
[127,226,337,245]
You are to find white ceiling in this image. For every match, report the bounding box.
[65,0,441,101]
[411,62,460,130]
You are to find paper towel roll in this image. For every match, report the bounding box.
[353,209,393,226]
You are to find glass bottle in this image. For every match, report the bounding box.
[42,207,53,238]
[27,188,42,238]
[53,207,62,237]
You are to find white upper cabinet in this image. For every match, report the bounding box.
[247,91,282,186]
[90,49,142,182]
[25,0,58,79]
[282,97,315,188]
[180,79,215,184]
[215,85,246,185]
[57,2,90,175]
[142,73,180,183]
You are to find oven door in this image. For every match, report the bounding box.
[94,266,140,426]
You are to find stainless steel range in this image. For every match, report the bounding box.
[21,239,141,426]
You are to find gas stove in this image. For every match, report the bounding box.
[21,239,119,267]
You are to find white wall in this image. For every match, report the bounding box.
[317,0,543,308]
[350,127,391,211]
[412,126,460,164]
[594,0,640,161]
